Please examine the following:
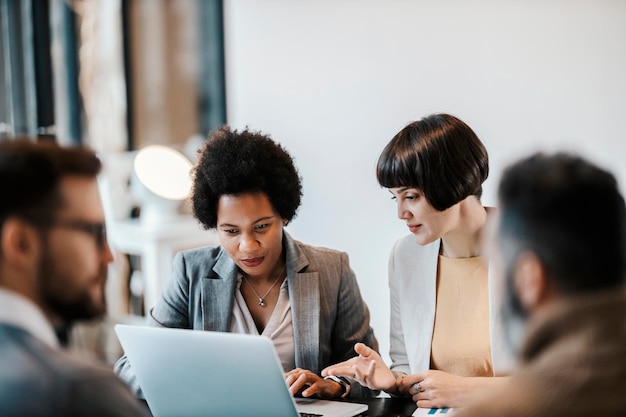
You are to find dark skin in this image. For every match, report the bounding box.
[216,192,345,399]
[239,269,285,333]
[285,368,345,399]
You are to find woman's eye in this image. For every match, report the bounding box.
[223,229,239,235]
[405,192,422,201]
[255,223,270,231]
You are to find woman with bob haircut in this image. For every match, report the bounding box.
[115,126,377,400]
[324,113,513,408]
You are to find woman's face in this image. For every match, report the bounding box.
[389,187,459,246]
[216,192,285,279]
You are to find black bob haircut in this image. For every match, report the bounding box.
[191,126,303,229]
[376,113,489,211]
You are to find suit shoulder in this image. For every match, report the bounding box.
[179,244,222,259]
[176,245,222,270]
[294,239,346,260]
[391,234,438,256]
[0,327,146,416]
[1,328,117,384]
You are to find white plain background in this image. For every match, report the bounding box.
[223,0,626,364]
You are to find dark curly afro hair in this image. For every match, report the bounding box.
[191,126,303,229]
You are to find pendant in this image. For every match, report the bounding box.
[258,298,265,307]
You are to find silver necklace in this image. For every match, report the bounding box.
[243,267,285,307]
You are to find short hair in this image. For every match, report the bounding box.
[0,138,101,228]
[191,126,303,229]
[376,113,489,211]
[497,152,626,293]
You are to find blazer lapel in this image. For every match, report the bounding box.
[201,248,237,332]
[284,232,320,373]
[400,238,439,373]
[289,270,320,372]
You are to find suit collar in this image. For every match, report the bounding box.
[283,232,320,371]
[201,247,237,332]
[283,231,309,273]
[204,231,321,371]
[0,288,59,349]
[211,246,237,280]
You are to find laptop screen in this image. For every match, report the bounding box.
[115,325,367,417]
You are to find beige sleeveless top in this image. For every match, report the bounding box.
[430,255,493,377]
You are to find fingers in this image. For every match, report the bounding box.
[286,369,311,395]
[300,379,318,398]
[286,371,343,399]
[322,362,355,377]
[350,359,378,389]
[352,361,368,383]
[322,343,378,378]
[415,398,435,409]
[324,360,374,382]
[400,371,426,386]
[363,358,377,385]
[285,368,305,386]
[284,368,303,378]
[397,372,425,396]
[409,382,426,395]
[355,343,383,362]
[352,361,376,386]
[285,369,326,398]
[353,342,372,357]
[285,373,301,392]
[409,382,429,407]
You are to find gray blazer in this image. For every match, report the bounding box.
[115,232,377,397]
[0,324,149,417]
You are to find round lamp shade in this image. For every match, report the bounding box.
[133,145,193,200]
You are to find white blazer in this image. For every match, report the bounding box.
[388,235,515,376]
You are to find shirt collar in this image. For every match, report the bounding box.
[0,288,59,349]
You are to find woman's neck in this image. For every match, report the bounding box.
[440,198,491,258]
[247,258,286,283]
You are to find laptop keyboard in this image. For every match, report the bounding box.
[299,413,323,417]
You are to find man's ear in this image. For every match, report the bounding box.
[0,218,41,266]
[513,251,549,312]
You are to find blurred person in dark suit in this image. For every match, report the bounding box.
[0,138,149,417]
[454,152,626,417]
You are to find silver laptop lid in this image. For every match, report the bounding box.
[115,325,299,417]
[115,324,367,417]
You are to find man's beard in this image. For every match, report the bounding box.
[501,264,530,357]
[38,249,107,325]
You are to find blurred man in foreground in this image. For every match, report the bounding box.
[0,138,148,416]
[453,152,626,417]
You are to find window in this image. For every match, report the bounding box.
[1,0,226,149]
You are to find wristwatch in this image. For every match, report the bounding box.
[324,375,351,398]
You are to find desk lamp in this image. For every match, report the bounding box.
[132,145,193,225]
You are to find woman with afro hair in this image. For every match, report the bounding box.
[115,126,377,400]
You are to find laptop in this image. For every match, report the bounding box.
[114,324,368,417]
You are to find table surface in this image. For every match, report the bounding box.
[353,396,417,416]
[139,396,417,417]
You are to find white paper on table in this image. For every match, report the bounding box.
[412,407,456,416]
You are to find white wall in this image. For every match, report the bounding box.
[223,0,626,364]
